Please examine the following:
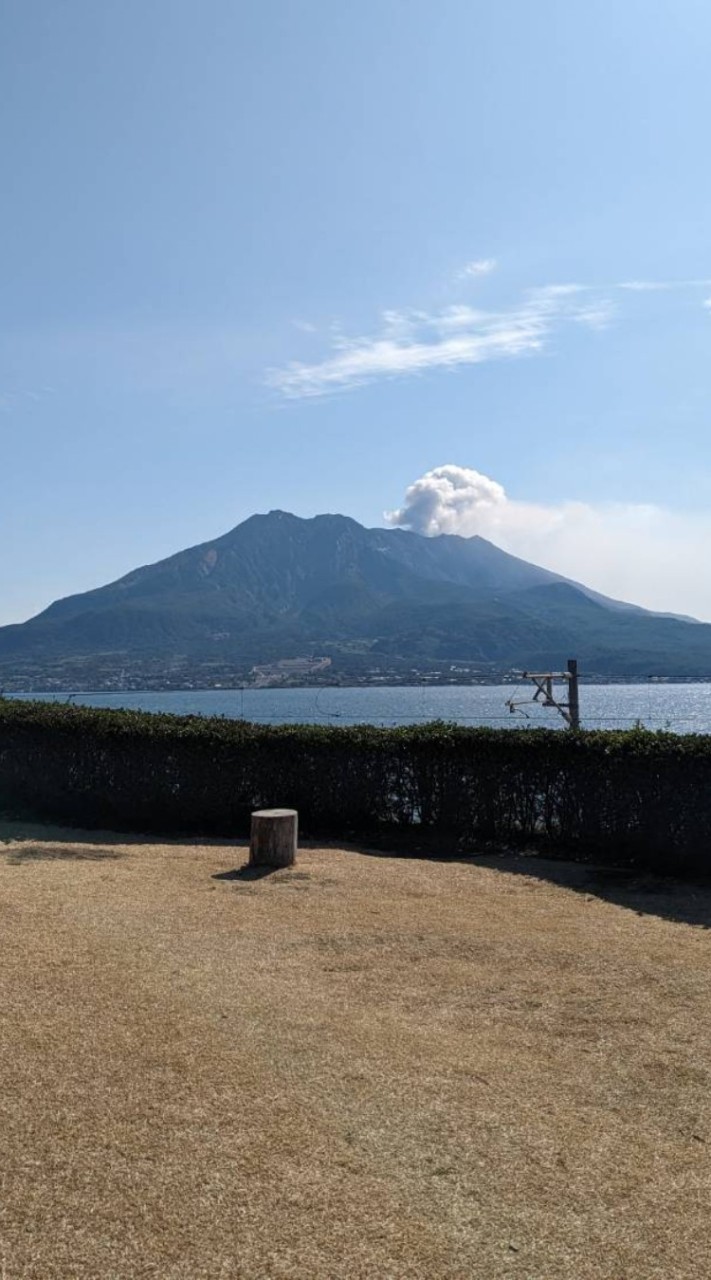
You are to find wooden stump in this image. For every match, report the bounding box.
[249,808,298,869]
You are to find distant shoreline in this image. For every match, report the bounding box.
[8,676,711,697]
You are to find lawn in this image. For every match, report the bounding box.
[0,820,709,1279]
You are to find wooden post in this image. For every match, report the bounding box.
[249,808,298,869]
[567,658,580,731]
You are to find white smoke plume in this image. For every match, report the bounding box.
[386,464,711,620]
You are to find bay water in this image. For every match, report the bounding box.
[10,683,711,733]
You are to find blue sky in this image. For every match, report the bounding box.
[3,0,711,623]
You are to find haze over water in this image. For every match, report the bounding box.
[13,684,711,734]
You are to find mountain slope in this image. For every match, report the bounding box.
[2,510,711,680]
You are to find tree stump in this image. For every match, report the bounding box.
[249,808,298,869]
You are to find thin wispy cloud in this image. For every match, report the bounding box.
[0,387,51,413]
[572,299,615,331]
[619,280,677,292]
[268,284,611,400]
[618,277,711,291]
[458,257,497,280]
[267,269,711,400]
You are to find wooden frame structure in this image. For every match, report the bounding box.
[506,658,580,730]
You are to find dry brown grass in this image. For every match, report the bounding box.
[0,820,710,1279]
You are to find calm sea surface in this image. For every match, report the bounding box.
[10,684,711,733]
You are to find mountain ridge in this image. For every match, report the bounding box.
[2,510,710,686]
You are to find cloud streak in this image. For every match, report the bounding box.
[267,284,610,399]
[0,387,52,413]
[267,270,711,400]
[387,464,711,620]
[618,278,711,291]
[458,258,497,280]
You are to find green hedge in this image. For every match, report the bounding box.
[1,699,711,872]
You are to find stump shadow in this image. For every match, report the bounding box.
[212,864,278,882]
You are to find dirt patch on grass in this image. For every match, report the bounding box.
[0,820,710,1278]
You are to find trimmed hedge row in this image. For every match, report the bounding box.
[1,698,711,871]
